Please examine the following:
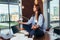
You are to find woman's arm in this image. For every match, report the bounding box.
[17,16,34,25]
[18,21,27,24]
[26,16,34,24]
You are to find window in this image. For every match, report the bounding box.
[10,5,19,26]
[0,4,9,28]
[0,0,22,29]
[0,0,8,2]
[9,0,19,3]
[49,0,59,27]
[54,7,59,16]
[0,0,19,3]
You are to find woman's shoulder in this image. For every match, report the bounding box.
[30,16,34,19]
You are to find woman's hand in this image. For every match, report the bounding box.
[17,20,20,22]
[18,22,23,24]
[31,25,39,30]
[17,20,27,24]
[17,20,22,24]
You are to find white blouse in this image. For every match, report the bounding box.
[26,14,46,32]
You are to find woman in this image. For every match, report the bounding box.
[18,4,45,37]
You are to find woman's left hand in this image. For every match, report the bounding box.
[31,25,38,30]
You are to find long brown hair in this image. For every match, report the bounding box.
[32,4,45,22]
[36,4,45,22]
[32,4,42,17]
[36,4,42,15]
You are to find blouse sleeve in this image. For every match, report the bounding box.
[26,16,34,24]
[37,14,43,27]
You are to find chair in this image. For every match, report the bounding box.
[11,26,19,34]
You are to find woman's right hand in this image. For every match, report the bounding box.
[17,20,27,24]
[17,20,22,24]
[17,20,20,22]
[18,21,22,24]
